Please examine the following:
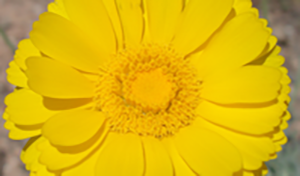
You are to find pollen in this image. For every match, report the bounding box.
[94,44,201,138]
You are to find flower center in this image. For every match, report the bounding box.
[127,68,175,112]
[95,44,201,138]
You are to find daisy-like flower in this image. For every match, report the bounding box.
[4,0,291,175]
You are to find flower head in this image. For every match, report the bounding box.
[4,0,291,175]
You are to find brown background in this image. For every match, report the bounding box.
[0,0,299,175]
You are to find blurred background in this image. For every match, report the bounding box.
[0,0,299,175]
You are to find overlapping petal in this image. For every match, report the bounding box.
[21,137,45,172]
[96,133,144,176]
[173,123,242,175]
[60,142,105,176]
[26,57,94,99]
[30,12,109,72]
[145,0,182,44]
[162,139,196,176]
[4,119,41,140]
[102,0,124,50]
[173,0,234,55]
[42,110,105,146]
[201,65,282,104]
[115,0,144,47]
[21,137,57,176]
[6,61,28,88]
[14,39,41,70]
[63,0,116,55]
[190,13,270,79]
[233,0,257,16]
[5,89,57,125]
[196,100,283,135]
[48,0,69,20]
[195,118,275,170]
[38,126,107,171]
[142,137,173,176]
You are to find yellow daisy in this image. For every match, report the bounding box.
[4,0,291,175]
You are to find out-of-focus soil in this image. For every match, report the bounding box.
[0,0,299,176]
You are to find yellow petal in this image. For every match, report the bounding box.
[38,126,107,171]
[283,111,291,121]
[264,55,285,68]
[21,136,45,171]
[145,0,182,43]
[80,72,98,84]
[60,153,100,176]
[8,126,41,140]
[43,97,92,111]
[48,0,69,20]
[196,118,275,170]
[172,0,233,55]
[243,163,269,176]
[63,0,116,55]
[262,165,269,176]
[60,138,105,176]
[35,167,56,176]
[273,130,287,148]
[6,61,28,88]
[162,139,196,176]
[173,124,242,175]
[272,130,285,142]
[2,112,9,120]
[26,57,94,99]
[268,35,278,51]
[281,76,291,87]
[277,72,290,112]
[96,133,144,176]
[280,81,291,95]
[30,12,107,73]
[250,45,282,67]
[102,0,124,50]
[4,119,41,140]
[258,35,278,59]
[280,119,289,130]
[243,171,254,176]
[116,0,144,47]
[197,100,282,135]
[279,67,291,84]
[142,137,173,176]
[191,13,270,79]
[279,112,291,132]
[267,45,282,58]
[5,89,57,125]
[201,65,281,104]
[14,39,41,70]
[252,42,284,68]
[42,110,105,146]
[233,0,253,15]
[274,137,287,152]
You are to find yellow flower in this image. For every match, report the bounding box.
[4,0,291,175]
